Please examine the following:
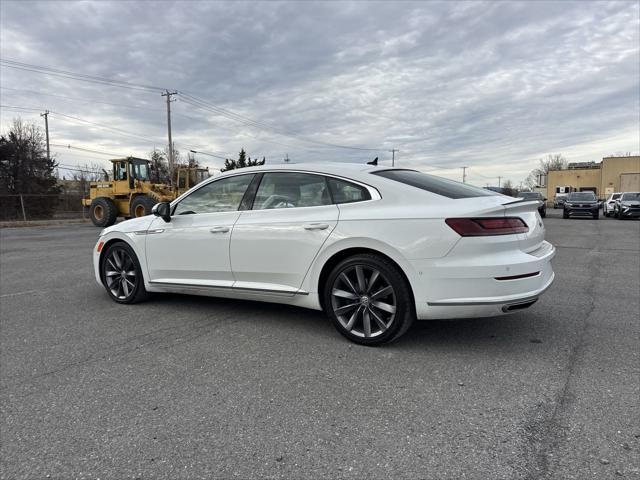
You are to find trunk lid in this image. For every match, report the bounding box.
[448,196,544,252]
[442,195,543,254]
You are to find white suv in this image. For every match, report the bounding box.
[603,193,621,217]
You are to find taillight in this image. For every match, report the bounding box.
[445,217,529,236]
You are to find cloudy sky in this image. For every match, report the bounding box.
[1,0,638,185]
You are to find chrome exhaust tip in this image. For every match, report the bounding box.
[502,298,538,313]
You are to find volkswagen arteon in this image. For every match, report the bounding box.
[94,163,555,345]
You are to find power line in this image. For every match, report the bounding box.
[3,103,232,161]
[57,163,103,173]
[1,105,43,112]
[175,99,312,151]
[3,59,386,154]
[0,59,165,93]
[50,143,131,158]
[1,104,163,144]
[180,93,383,152]
[50,111,165,144]
[180,145,228,161]
[0,86,164,112]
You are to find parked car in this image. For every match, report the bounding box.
[563,191,599,219]
[614,192,640,219]
[553,196,566,209]
[93,163,555,346]
[603,193,621,216]
[517,191,546,217]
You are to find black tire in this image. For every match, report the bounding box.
[593,211,599,219]
[540,209,546,218]
[90,197,118,227]
[618,212,624,220]
[563,210,569,219]
[100,241,148,304]
[323,254,415,346]
[130,195,157,218]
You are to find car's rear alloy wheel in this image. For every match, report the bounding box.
[325,254,414,346]
[101,242,148,304]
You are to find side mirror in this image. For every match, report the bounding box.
[152,202,171,223]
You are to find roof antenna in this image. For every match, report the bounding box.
[367,157,378,166]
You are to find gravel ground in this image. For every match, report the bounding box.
[1,216,638,479]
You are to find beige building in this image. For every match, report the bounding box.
[547,155,640,201]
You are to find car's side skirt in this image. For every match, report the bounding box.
[149,280,309,297]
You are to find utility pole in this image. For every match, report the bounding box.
[284,153,290,163]
[161,90,177,184]
[498,176,502,188]
[40,110,50,160]
[461,166,467,183]
[389,148,398,167]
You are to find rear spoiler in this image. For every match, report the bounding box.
[502,198,533,205]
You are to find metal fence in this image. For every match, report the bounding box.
[0,194,86,221]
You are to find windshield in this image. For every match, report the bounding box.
[517,192,541,199]
[567,192,596,201]
[611,193,621,200]
[621,192,640,201]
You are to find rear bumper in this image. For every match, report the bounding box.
[412,241,555,320]
[422,271,554,319]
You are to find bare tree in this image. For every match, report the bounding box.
[149,148,171,184]
[70,163,105,195]
[0,118,60,219]
[502,179,517,197]
[524,153,567,189]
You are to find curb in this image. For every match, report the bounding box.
[0,219,93,229]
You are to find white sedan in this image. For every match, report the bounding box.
[93,163,555,345]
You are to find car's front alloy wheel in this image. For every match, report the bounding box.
[101,242,148,304]
[324,254,414,346]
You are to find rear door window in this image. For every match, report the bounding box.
[252,172,332,210]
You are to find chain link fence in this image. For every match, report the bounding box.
[0,194,86,221]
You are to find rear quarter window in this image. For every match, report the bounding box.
[327,177,371,204]
[372,169,498,199]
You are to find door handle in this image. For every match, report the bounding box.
[303,223,330,230]
[209,226,230,233]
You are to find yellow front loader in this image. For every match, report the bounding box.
[82,157,209,227]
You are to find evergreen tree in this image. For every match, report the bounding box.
[221,149,266,172]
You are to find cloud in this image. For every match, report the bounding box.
[1,0,638,185]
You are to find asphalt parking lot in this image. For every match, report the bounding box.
[1,214,639,479]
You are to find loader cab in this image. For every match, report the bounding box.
[176,166,210,193]
[111,158,151,192]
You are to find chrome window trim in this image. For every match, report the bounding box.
[171,169,381,213]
